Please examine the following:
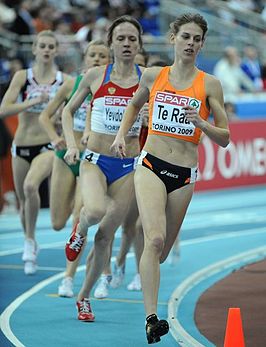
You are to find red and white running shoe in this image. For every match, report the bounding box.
[65,222,85,261]
[76,298,95,322]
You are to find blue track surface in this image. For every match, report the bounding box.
[1,185,266,347]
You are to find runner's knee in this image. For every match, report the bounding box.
[51,217,66,231]
[81,206,106,225]
[146,235,165,256]
[23,181,38,197]
[94,229,113,249]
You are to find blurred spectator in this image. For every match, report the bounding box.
[47,0,72,12]
[1,54,25,100]
[0,1,16,25]
[54,18,73,35]
[8,0,36,35]
[92,17,111,41]
[75,11,96,47]
[139,5,160,36]
[0,54,10,101]
[213,46,256,103]
[69,8,88,33]
[228,0,256,12]
[54,18,82,74]
[261,3,266,21]
[205,0,235,25]
[75,13,110,52]
[32,4,58,33]
[261,63,266,90]
[241,45,263,91]
[9,56,24,74]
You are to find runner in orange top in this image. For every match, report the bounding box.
[148,68,209,144]
[111,12,229,344]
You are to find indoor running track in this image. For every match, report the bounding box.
[0,185,265,347]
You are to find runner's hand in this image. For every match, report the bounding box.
[64,147,80,165]
[37,92,49,104]
[80,132,89,146]
[110,136,126,159]
[52,137,66,151]
[182,105,203,128]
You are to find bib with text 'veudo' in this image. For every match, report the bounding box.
[100,95,141,135]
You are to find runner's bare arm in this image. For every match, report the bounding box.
[183,75,229,148]
[203,75,229,147]
[0,70,48,118]
[81,106,92,146]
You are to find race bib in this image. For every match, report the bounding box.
[73,101,88,132]
[152,91,201,137]
[104,96,142,135]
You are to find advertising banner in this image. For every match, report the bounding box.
[196,120,266,191]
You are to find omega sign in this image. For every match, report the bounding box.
[196,120,266,191]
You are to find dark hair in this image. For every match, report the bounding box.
[135,48,149,66]
[107,15,143,48]
[148,59,168,67]
[169,13,208,40]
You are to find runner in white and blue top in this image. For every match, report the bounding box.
[61,15,145,323]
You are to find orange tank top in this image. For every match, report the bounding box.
[148,66,210,144]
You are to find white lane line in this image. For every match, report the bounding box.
[1,229,266,346]
[0,253,134,347]
[1,226,266,257]
[1,209,266,243]
[1,204,266,236]
[0,268,84,347]
[0,264,66,271]
[0,231,103,256]
[168,246,266,347]
[182,226,266,245]
[0,229,66,240]
[0,242,65,256]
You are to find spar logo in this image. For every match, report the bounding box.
[105,96,131,106]
[155,92,189,106]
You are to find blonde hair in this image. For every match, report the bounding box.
[33,30,59,48]
[83,39,109,56]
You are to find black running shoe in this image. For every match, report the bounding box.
[146,315,169,344]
